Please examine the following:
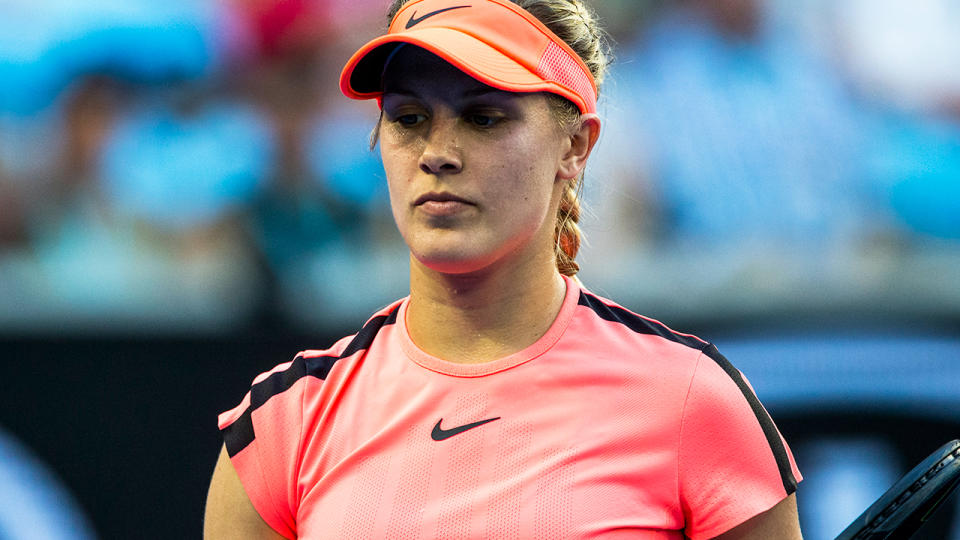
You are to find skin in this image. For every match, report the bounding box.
[203,45,802,540]
[378,47,599,363]
[713,494,802,540]
[204,446,285,539]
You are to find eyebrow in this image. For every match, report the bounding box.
[382,87,518,100]
[464,87,515,98]
[381,88,417,98]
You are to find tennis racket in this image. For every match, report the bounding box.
[835,439,960,540]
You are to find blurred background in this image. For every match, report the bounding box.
[0,0,957,538]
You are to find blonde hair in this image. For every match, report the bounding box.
[385,0,611,276]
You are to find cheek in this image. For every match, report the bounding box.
[379,145,411,233]
[380,138,413,193]
[488,161,559,236]
[379,132,403,177]
[379,122,420,169]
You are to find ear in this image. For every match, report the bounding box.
[557,114,601,181]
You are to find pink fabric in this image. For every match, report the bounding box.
[219,276,800,538]
[537,40,597,115]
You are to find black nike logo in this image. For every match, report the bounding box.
[406,5,471,29]
[431,417,500,441]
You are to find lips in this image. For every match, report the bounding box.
[414,191,474,217]
[413,191,473,206]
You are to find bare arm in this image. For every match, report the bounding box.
[204,445,289,540]
[711,494,802,540]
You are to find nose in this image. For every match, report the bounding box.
[419,118,462,175]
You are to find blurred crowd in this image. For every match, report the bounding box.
[0,0,958,335]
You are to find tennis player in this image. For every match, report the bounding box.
[205,0,803,538]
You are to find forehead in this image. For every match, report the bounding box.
[381,45,508,97]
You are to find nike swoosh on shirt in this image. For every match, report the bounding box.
[406,5,472,29]
[431,417,501,441]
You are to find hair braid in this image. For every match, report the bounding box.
[555,180,583,276]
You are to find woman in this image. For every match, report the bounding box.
[205,0,803,538]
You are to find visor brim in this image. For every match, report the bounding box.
[340,28,587,112]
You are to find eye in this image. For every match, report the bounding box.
[396,113,426,127]
[466,114,498,128]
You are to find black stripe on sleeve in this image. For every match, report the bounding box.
[222,353,310,457]
[700,344,798,495]
[222,307,399,457]
[578,291,707,350]
[578,291,798,495]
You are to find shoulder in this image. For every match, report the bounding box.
[569,285,782,422]
[572,286,714,360]
[217,299,405,451]
[259,299,404,386]
[209,299,407,535]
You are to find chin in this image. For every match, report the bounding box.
[404,228,538,276]
[402,229,494,275]
[412,249,492,275]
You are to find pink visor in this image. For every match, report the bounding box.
[339,0,598,114]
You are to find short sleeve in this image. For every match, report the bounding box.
[217,354,309,539]
[677,345,801,539]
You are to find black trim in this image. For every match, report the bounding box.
[223,307,399,457]
[578,292,707,350]
[701,344,799,495]
[578,291,798,495]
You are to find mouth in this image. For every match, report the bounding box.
[413,191,475,217]
[413,192,473,206]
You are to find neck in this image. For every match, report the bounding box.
[405,253,568,364]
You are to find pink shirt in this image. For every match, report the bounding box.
[219,276,801,539]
